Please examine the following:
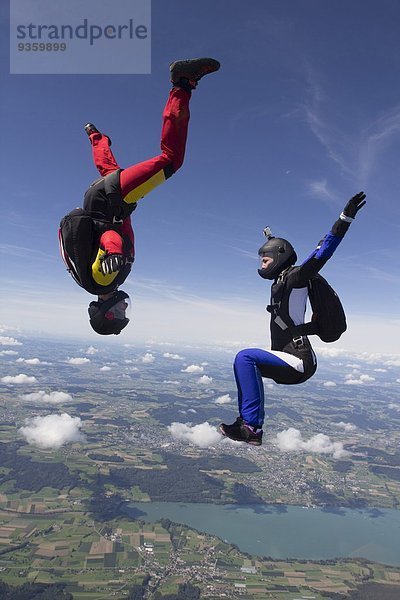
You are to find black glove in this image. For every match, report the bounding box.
[100,254,125,276]
[342,191,366,220]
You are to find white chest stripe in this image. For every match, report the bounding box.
[288,286,308,326]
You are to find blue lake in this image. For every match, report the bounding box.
[126,502,400,566]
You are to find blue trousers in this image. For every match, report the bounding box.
[234,348,312,427]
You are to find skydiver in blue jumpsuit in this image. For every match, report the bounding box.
[219,192,366,446]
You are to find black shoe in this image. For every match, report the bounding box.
[84,122,100,136]
[219,417,263,446]
[170,57,220,89]
[84,123,112,146]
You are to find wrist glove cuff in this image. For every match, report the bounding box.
[340,212,354,223]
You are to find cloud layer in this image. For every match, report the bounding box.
[344,373,375,385]
[85,346,98,355]
[19,413,84,448]
[335,421,357,433]
[275,428,347,458]
[215,394,233,404]
[141,353,155,364]
[181,364,204,374]
[163,352,184,360]
[67,357,90,365]
[16,357,50,365]
[0,336,22,346]
[19,390,73,404]
[1,373,37,384]
[168,421,221,448]
[198,375,213,385]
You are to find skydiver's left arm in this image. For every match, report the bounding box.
[294,192,366,285]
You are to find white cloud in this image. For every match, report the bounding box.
[163,380,180,385]
[19,413,85,448]
[275,428,304,452]
[357,352,400,366]
[315,347,400,366]
[345,370,360,379]
[215,394,233,404]
[187,408,197,413]
[323,381,336,387]
[1,373,37,384]
[67,357,90,365]
[4,275,400,354]
[198,375,213,385]
[335,421,357,433]
[315,347,346,358]
[141,353,155,364]
[19,390,73,404]
[385,358,400,367]
[0,325,20,334]
[0,350,18,356]
[100,365,111,371]
[358,105,400,185]
[275,428,347,459]
[374,368,387,373]
[308,179,336,201]
[302,75,400,189]
[168,421,221,448]
[181,365,204,374]
[0,336,22,346]
[16,358,50,365]
[163,352,184,360]
[85,346,98,355]
[344,373,375,385]
[388,403,400,411]
[145,339,174,347]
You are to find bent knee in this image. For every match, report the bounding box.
[163,163,176,180]
[234,349,257,364]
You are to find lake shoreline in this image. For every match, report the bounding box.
[124,501,400,567]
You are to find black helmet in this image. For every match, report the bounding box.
[88,290,130,335]
[258,236,297,280]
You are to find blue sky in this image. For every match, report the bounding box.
[1,0,400,353]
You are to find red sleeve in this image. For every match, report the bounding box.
[99,230,124,254]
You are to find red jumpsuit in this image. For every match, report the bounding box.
[88,87,191,286]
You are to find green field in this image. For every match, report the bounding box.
[0,502,399,599]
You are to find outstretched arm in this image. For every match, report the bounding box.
[295,192,366,284]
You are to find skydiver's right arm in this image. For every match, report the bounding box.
[293,192,366,285]
[91,230,125,282]
[99,230,124,255]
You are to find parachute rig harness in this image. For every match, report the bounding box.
[258,226,347,347]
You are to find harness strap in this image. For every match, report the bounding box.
[267,266,318,341]
[266,267,292,321]
[290,322,318,337]
[104,169,125,222]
